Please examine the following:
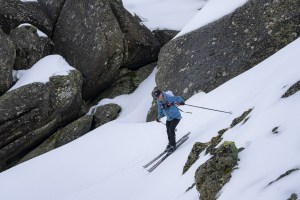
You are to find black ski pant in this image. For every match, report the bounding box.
[166,118,180,147]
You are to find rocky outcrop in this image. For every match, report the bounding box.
[230,109,253,128]
[156,0,300,99]
[110,1,161,70]
[54,0,160,99]
[37,0,66,22]
[153,30,179,46]
[183,142,207,174]
[268,168,299,186]
[0,28,15,95]
[92,104,121,129]
[19,115,93,164]
[282,80,300,98]
[53,0,124,99]
[0,0,53,36]
[10,25,53,70]
[94,62,156,102]
[0,70,82,171]
[195,141,238,200]
[288,194,298,200]
[205,135,223,155]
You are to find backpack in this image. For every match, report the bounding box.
[165,90,174,97]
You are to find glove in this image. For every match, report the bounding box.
[156,118,161,122]
[180,101,185,105]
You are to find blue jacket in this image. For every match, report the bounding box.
[156,92,185,121]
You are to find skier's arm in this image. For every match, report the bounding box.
[157,102,165,120]
[168,96,185,105]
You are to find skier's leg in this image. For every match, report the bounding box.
[166,120,171,146]
[169,118,180,148]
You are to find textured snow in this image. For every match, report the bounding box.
[9,55,74,91]
[123,0,207,30]
[1,36,300,200]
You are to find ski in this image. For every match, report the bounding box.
[143,132,191,168]
[147,136,189,173]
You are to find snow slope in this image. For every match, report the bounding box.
[1,35,300,200]
[122,0,207,30]
[176,0,248,38]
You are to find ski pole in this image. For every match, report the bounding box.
[157,121,177,132]
[178,108,192,114]
[185,104,232,114]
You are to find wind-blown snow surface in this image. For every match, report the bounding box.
[1,38,300,200]
[176,0,248,38]
[123,0,207,30]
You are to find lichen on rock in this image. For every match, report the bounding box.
[287,193,298,200]
[230,108,253,128]
[183,142,207,174]
[195,141,238,200]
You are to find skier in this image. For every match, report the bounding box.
[155,89,185,153]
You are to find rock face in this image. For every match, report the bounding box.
[19,115,93,164]
[37,0,66,22]
[54,0,160,99]
[153,30,179,46]
[10,25,54,70]
[156,0,300,99]
[110,1,161,69]
[53,0,124,99]
[0,28,15,95]
[92,104,121,129]
[0,0,53,36]
[195,141,238,200]
[0,70,82,171]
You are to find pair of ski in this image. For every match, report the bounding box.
[143,132,191,172]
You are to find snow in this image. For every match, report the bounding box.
[122,0,207,31]
[89,68,157,123]
[176,0,248,38]
[9,55,75,91]
[1,36,300,200]
[18,23,48,38]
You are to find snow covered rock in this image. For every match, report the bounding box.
[92,104,121,129]
[10,25,53,70]
[195,141,238,200]
[156,0,300,99]
[37,0,66,22]
[0,55,82,171]
[0,28,15,95]
[0,0,53,36]
[110,1,161,70]
[18,115,93,164]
